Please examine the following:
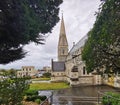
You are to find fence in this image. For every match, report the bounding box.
[40,92,53,105]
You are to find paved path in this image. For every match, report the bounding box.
[52,85,120,105]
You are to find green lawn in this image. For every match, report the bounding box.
[29,82,70,91]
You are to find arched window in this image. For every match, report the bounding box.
[61,49,64,55]
[83,66,86,75]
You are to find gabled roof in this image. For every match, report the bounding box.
[69,35,88,54]
[52,61,65,72]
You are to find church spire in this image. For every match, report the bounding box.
[58,14,68,61]
[58,14,68,46]
[60,13,66,36]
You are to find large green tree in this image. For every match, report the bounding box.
[0,0,63,64]
[82,0,120,74]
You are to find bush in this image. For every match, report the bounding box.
[43,73,51,78]
[25,95,47,102]
[24,89,47,104]
[102,92,120,105]
[35,99,41,104]
[25,90,38,95]
[25,95,39,101]
[39,96,47,101]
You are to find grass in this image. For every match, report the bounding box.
[31,77,51,81]
[29,82,70,91]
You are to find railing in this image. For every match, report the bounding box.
[52,95,102,105]
[40,92,53,105]
[40,90,120,105]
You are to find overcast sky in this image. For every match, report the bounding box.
[0,0,101,70]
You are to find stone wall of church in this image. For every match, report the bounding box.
[102,74,120,88]
[51,71,66,81]
[112,76,120,88]
[65,44,102,86]
[93,75,102,85]
[79,76,93,84]
[78,62,92,76]
[65,62,74,77]
[70,80,80,85]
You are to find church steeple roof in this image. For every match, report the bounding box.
[58,14,68,46]
[60,14,66,36]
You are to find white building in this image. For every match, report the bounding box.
[43,66,51,73]
[17,66,37,77]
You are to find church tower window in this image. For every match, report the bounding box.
[62,49,64,54]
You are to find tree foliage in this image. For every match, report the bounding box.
[0,0,63,64]
[82,0,120,74]
[43,72,51,78]
[0,70,30,105]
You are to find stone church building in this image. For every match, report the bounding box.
[51,15,102,86]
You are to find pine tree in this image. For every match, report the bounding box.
[0,0,63,64]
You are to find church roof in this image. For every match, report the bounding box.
[69,35,88,54]
[60,15,66,36]
[58,14,68,46]
[52,61,65,72]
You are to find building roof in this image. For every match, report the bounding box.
[60,14,66,37]
[69,35,88,54]
[52,61,65,72]
[58,14,68,46]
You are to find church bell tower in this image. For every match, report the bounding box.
[58,14,68,61]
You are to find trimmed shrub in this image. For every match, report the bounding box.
[43,73,51,78]
[24,89,47,104]
[102,92,120,105]
[25,90,38,95]
[25,95,47,102]
[35,99,41,104]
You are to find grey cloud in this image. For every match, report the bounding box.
[0,0,101,69]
